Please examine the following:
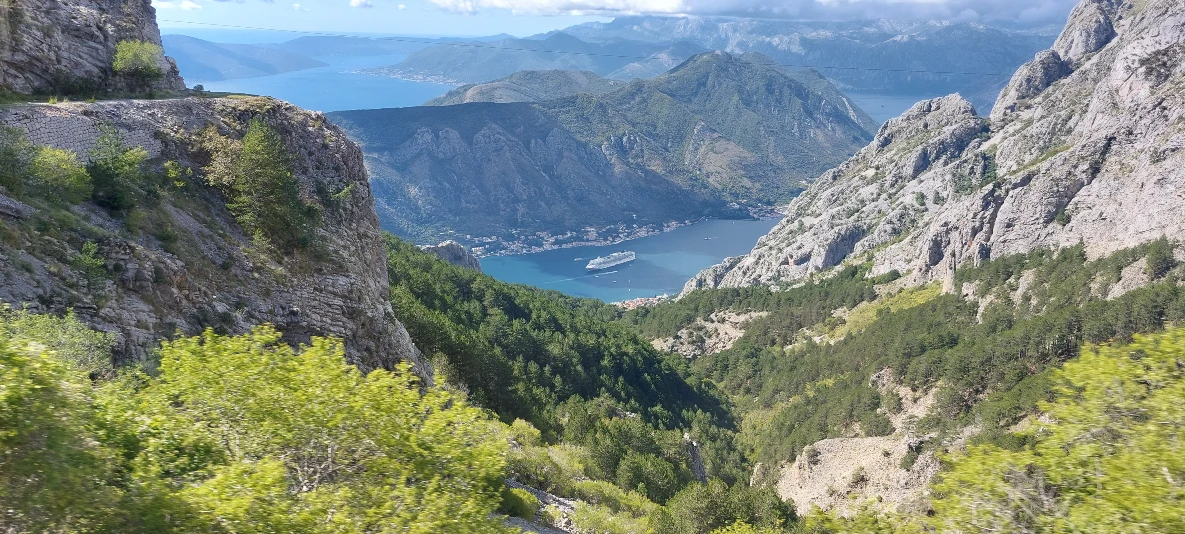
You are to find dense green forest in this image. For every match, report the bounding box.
[620,240,1184,513]
[385,236,798,532]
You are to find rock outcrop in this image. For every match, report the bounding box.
[686,0,1185,294]
[0,0,185,94]
[421,240,483,272]
[0,97,426,378]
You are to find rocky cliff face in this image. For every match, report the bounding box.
[686,0,1185,294]
[0,97,426,377]
[0,0,184,94]
[421,241,482,272]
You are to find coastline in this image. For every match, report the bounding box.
[467,205,783,259]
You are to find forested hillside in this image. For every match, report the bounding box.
[331,52,873,248]
[624,238,1185,525]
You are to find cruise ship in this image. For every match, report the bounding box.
[586,251,635,271]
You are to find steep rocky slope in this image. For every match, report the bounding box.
[0,97,425,376]
[0,0,184,94]
[329,102,725,248]
[332,52,874,248]
[423,70,625,106]
[686,0,1185,294]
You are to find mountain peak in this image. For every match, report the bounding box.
[685,0,1185,293]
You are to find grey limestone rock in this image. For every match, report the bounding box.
[0,97,429,380]
[0,0,185,94]
[685,0,1185,295]
[421,241,483,272]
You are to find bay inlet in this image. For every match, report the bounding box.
[480,218,782,302]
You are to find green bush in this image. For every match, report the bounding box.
[0,306,116,377]
[616,451,681,504]
[88,126,147,212]
[1146,237,1175,280]
[499,487,540,519]
[28,146,91,203]
[929,328,1185,532]
[572,479,656,517]
[205,119,320,251]
[112,40,163,89]
[0,126,33,194]
[649,480,794,534]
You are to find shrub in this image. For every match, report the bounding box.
[72,241,107,287]
[929,328,1185,533]
[571,502,649,534]
[572,479,657,517]
[205,119,319,251]
[616,451,680,504]
[112,40,163,90]
[499,487,540,519]
[1146,237,1175,280]
[88,126,147,212]
[0,305,116,380]
[28,146,91,203]
[0,126,33,194]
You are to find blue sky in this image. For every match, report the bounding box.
[155,0,609,37]
[154,0,1078,38]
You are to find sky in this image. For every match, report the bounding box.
[154,0,1078,38]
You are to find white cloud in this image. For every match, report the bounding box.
[293,2,310,9]
[350,0,375,7]
[425,0,1077,25]
[398,3,406,8]
[154,0,203,10]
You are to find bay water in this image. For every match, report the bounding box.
[198,55,454,112]
[480,218,782,302]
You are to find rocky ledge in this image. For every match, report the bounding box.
[0,97,427,378]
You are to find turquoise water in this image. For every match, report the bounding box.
[480,218,781,302]
[199,55,454,112]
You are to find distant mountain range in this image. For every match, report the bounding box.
[162,35,329,82]
[361,32,708,85]
[329,52,876,248]
[369,20,1054,111]
[424,70,626,105]
[162,34,501,82]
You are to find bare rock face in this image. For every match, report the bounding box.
[0,0,185,94]
[686,0,1185,294]
[421,240,482,272]
[991,50,1072,121]
[0,97,427,379]
[1054,0,1123,65]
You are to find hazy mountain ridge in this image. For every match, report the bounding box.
[558,18,1056,110]
[685,0,1185,295]
[540,53,877,199]
[423,70,626,106]
[331,52,875,248]
[163,35,329,82]
[363,32,709,84]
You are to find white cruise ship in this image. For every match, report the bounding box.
[586,251,635,271]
